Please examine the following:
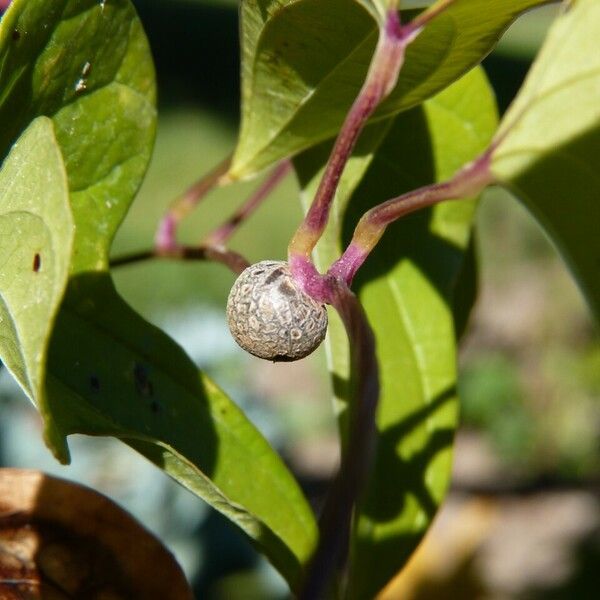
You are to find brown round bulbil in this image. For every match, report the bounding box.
[227,260,328,361]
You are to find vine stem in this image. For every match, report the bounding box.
[204,160,291,246]
[288,9,412,264]
[299,279,379,599]
[328,150,496,284]
[109,245,249,275]
[155,155,231,253]
[288,1,459,295]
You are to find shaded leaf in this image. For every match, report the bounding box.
[231,0,549,178]
[294,67,497,598]
[45,274,317,588]
[0,117,72,433]
[492,0,600,319]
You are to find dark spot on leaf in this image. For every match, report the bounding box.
[89,375,100,392]
[264,268,283,285]
[133,363,147,383]
[33,253,41,272]
[12,30,20,42]
[133,363,153,397]
[150,401,160,414]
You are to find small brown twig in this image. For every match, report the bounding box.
[110,245,250,275]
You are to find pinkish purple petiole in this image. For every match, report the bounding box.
[329,150,495,285]
[288,9,412,264]
[204,160,291,247]
[154,156,232,254]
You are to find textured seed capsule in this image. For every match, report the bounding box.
[226,260,328,361]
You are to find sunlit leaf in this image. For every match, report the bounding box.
[0,0,156,270]
[45,274,317,588]
[0,0,156,452]
[0,117,72,440]
[0,0,318,585]
[492,0,600,319]
[231,0,549,178]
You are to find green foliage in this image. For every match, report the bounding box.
[0,0,156,270]
[0,118,72,435]
[0,0,316,586]
[46,274,317,586]
[231,0,550,179]
[492,0,600,319]
[295,67,498,598]
[1,0,599,595]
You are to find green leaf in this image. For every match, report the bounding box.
[231,0,549,179]
[0,0,156,271]
[294,67,498,598]
[0,0,156,451]
[491,0,600,319]
[44,274,317,588]
[0,117,73,432]
[452,237,479,340]
[0,0,318,584]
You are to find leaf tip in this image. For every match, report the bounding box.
[42,420,71,465]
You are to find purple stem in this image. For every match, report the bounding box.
[288,9,412,262]
[154,155,231,253]
[329,150,495,285]
[287,0,463,268]
[299,280,379,599]
[204,161,291,247]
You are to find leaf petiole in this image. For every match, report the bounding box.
[329,150,495,284]
[204,160,291,247]
[288,8,412,264]
[288,0,461,284]
[154,155,232,253]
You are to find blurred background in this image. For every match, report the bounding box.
[1,1,598,598]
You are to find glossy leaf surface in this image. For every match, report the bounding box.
[231,0,549,178]
[294,67,497,598]
[0,0,156,270]
[492,0,600,319]
[0,117,72,431]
